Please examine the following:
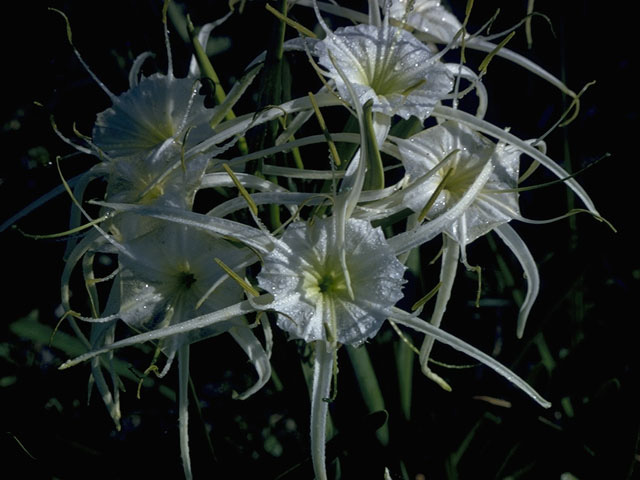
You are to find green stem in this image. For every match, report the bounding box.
[346,344,389,446]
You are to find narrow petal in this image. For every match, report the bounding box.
[228,325,272,399]
[390,307,551,408]
[92,202,274,254]
[494,224,540,339]
[178,345,193,480]
[419,234,459,389]
[59,298,259,369]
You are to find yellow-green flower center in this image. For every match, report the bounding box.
[303,262,349,299]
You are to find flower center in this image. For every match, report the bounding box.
[303,261,349,300]
[317,271,344,295]
[440,161,482,201]
[176,270,197,290]
[369,56,411,96]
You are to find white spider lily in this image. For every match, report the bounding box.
[86,223,269,480]
[393,121,539,386]
[74,223,269,391]
[115,224,256,373]
[398,120,520,253]
[86,10,235,164]
[315,19,453,121]
[257,217,406,346]
[257,216,406,479]
[93,73,215,163]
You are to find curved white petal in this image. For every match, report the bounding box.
[494,224,540,339]
[178,345,193,480]
[419,234,459,384]
[390,307,551,407]
[229,325,272,400]
[59,298,261,370]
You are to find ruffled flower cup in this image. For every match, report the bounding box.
[315,21,453,121]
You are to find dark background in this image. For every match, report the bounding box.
[1,1,637,479]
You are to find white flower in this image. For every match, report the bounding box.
[93,73,217,163]
[315,21,453,121]
[257,216,406,346]
[393,121,540,387]
[114,222,269,479]
[116,223,249,362]
[398,120,520,250]
[257,215,405,480]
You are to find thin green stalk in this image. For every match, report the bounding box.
[185,14,248,155]
[345,344,389,446]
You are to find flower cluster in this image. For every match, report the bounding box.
[8,1,606,478]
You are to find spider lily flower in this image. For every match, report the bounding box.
[398,120,520,254]
[314,16,454,122]
[115,223,260,375]
[391,120,539,385]
[257,217,407,346]
[92,73,215,163]
[257,216,406,480]
[254,215,551,479]
[50,5,231,167]
[83,8,239,165]
[77,223,270,479]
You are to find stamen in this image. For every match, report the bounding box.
[362,100,385,191]
[388,320,420,355]
[411,282,442,311]
[214,257,260,297]
[162,0,173,78]
[478,31,516,75]
[222,163,259,215]
[14,214,111,240]
[525,0,535,48]
[56,158,134,260]
[417,168,453,223]
[308,92,341,166]
[265,3,317,38]
[497,153,611,193]
[49,310,80,348]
